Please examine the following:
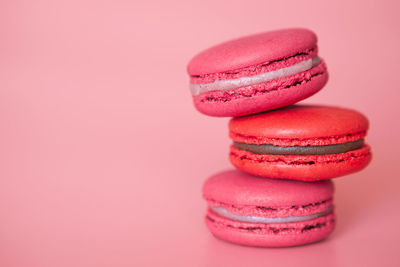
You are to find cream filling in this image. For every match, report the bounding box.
[190,57,320,96]
[210,204,333,224]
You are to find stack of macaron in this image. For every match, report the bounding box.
[187,28,372,247]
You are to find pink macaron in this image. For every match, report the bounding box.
[229,105,372,181]
[187,28,328,117]
[203,170,335,247]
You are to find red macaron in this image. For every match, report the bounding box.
[229,105,372,181]
[187,28,328,117]
[203,170,335,247]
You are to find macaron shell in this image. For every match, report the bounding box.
[206,210,335,247]
[229,105,369,141]
[203,170,333,208]
[188,28,317,76]
[230,144,372,181]
[193,63,328,117]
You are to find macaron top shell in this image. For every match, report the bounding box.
[229,105,369,142]
[187,28,317,76]
[203,170,334,207]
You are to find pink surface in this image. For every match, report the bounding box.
[1,0,400,266]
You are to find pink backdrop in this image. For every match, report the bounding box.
[1,0,399,266]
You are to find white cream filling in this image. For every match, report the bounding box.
[190,57,321,96]
[211,204,332,224]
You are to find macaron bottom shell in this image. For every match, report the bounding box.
[206,209,336,247]
[193,61,328,117]
[229,144,372,181]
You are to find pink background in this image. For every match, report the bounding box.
[1,0,399,266]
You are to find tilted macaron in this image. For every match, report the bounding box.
[229,105,372,181]
[203,170,335,247]
[187,28,328,117]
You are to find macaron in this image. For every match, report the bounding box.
[203,170,335,247]
[229,105,372,181]
[187,28,328,117]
